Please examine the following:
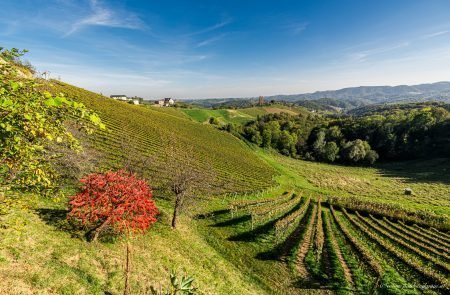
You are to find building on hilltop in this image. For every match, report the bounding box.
[154,98,175,107]
[110,95,128,101]
[164,98,175,106]
[130,96,143,105]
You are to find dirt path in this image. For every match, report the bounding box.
[325,214,354,287]
[296,204,317,278]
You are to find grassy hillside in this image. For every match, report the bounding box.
[1,74,449,294]
[181,105,307,125]
[0,196,266,294]
[2,150,449,294]
[180,108,255,124]
[50,81,276,194]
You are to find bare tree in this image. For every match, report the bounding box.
[118,129,223,229]
[159,138,219,229]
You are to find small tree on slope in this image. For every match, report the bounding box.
[158,138,219,229]
[68,170,159,241]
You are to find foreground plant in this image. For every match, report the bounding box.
[68,170,158,241]
[150,271,197,295]
[0,47,104,194]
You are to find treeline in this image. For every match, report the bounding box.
[225,104,450,165]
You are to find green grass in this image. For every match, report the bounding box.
[258,151,450,217]
[181,105,307,125]
[181,108,255,124]
[49,81,276,194]
[0,196,265,294]
[2,78,450,294]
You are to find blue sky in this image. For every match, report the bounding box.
[2,0,450,99]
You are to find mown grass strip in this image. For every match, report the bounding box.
[323,210,353,293]
[384,218,450,254]
[230,191,293,215]
[356,212,450,273]
[295,203,317,279]
[345,210,450,290]
[373,216,450,261]
[274,197,310,238]
[330,206,383,277]
[327,208,375,294]
[251,193,302,228]
[412,224,450,245]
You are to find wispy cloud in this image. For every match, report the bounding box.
[284,22,309,35]
[185,18,232,36]
[349,41,410,62]
[196,33,227,47]
[423,30,450,39]
[66,0,144,36]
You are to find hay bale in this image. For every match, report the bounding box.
[404,188,412,195]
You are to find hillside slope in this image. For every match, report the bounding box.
[50,81,276,194]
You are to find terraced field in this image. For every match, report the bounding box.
[202,193,450,294]
[49,81,276,193]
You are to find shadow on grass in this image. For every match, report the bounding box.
[376,158,450,185]
[228,218,276,242]
[255,206,313,261]
[290,279,329,291]
[193,209,229,220]
[35,208,86,239]
[228,202,303,243]
[213,214,251,227]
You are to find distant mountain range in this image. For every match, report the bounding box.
[185,81,450,110]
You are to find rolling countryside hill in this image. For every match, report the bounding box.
[49,81,276,194]
[184,82,450,111]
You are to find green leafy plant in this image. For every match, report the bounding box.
[150,271,197,295]
[0,47,104,194]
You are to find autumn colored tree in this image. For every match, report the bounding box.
[68,170,158,241]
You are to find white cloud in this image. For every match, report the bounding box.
[423,30,450,39]
[284,22,309,35]
[66,0,144,36]
[196,33,227,47]
[349,41,410,62]
[185,18,232,36]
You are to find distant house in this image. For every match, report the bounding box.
[164,98,175,106]
[155,99,165,106]
[110,95,128,101]
[154,98,175,107]
[129,96,143,105]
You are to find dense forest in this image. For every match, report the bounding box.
[226,103,450,165]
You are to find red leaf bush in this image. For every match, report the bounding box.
[68,170,158,237]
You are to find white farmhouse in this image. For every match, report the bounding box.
[110,95,128,101]
[164,98,175,106]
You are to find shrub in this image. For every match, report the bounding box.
[68,170,158,241]
[150,271,197,295]
[0,47,104,193]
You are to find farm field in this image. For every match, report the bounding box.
[49,82,276,194]
[2,1,450,293]
[2,80,449,293]
[197,187,450,294]
[0,61,448,294]
[181,105,306,125]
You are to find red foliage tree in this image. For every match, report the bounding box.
[68,170,158,241]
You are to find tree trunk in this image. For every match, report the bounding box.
[92,216,112,242]
[123,239,131,295]
[171,194,181,229]
[171,204,179,229]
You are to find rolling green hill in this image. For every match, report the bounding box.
[181,105,307,125]
[50,81,276,194]
[1,69,449,294]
